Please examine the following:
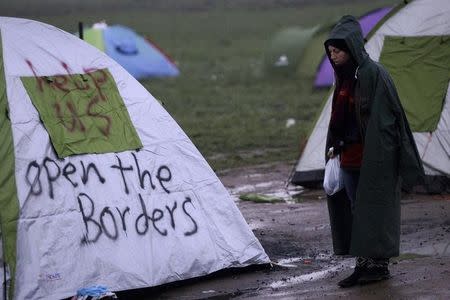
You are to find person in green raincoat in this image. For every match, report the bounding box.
[324,15,424,287]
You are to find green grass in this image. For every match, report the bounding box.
[22,1,396,171]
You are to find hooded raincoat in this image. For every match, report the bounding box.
[325,16,424,258]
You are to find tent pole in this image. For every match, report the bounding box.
[285,150,304,189]
[78,21,84,40]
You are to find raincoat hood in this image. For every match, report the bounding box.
[325,15,368,67]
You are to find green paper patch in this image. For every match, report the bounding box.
[239,193,284,203]
[379,35,450,132]
[21,69,142,157]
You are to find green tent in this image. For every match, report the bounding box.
[263,26,319,76]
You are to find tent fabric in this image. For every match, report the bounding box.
[314,7,392,88]
[297,27,333,79]
[379,35,450,132]
[83,28,104,52]
[264,26,319,76]
[0,30,19,297]
[0,17,268,300]
[83,24,180,80]
[292,0,450,187]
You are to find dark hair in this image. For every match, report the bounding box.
[325,39,350,53]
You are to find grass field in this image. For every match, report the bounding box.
[10,0,395,171]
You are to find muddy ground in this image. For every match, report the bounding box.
[128,161,450,299]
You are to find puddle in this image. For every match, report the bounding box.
[268,259,353,289]
[227,180,306,203]
[274,253,336,268]
[229,181,286,194]
[274,257,304,268]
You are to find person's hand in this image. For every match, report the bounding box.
[328,141,344,158]
[327,147,335,158]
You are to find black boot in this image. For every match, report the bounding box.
[338,257,368,288]
[337,266,364,288]
[358,258,391,284]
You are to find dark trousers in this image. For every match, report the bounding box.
[341,168,359,214]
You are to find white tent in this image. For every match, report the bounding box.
[0,17,269,299]
[291,0,450,189]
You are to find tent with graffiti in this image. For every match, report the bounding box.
[0,17,269,299]
[80,22,180,80]
[290,0,450,192]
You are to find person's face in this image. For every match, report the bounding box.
[328,45,350,66]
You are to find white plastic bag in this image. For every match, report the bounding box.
[323,156,344,195]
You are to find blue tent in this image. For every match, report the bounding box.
[83,23,180,80]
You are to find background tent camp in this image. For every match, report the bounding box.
[0,17,268,299]
[263,6,392,87]
[291,0,450,193]
[80,22,180,80]
[0,0,422,177]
